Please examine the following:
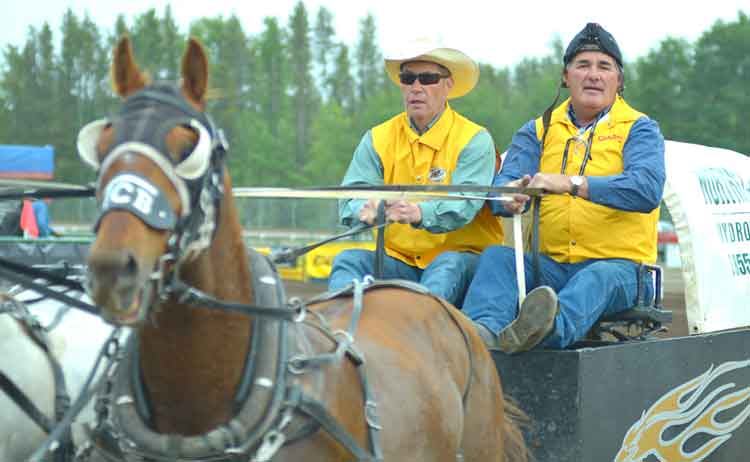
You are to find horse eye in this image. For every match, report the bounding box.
[96,122,115,158]
[179,146,193,162]
[176,125,199,162]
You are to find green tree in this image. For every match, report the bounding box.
[113,14,129,41]
[354,14,381,106]
[288,2,318,170]
[0,92,9,142]
[327,44,356,112]
[257,17,286,138]
[189,15,256,186]
[241,16,297,192]
[128,9,163,76]
[159,5,184,81]
[453,64,515,150]
[628,38,693,142]
[307,102,357,185]
[688,12,750,154]
[57,10,110,182]
[6,28,50,144]
[1,44,31,142]
[312,6,336,100]
[128,7,183,79]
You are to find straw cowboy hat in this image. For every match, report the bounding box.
[385,37,479,99]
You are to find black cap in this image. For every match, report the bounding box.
[564,23,622,67]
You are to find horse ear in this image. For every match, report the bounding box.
[181,38,208,105]
[111,36,147,98]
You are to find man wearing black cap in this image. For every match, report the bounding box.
[463,23,666,353]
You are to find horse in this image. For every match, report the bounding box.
[78,35,528,462]
[0,287,113,460]
[0,301,55,460]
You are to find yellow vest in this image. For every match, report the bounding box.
[534,96,659,263]
[371,106,504,268]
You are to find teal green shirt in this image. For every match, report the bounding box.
[339,115,496,233]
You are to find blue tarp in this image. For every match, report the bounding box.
[0,145,54,178]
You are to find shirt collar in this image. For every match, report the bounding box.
[567,103,612,134]
[409,105,447,135]
[405,104,454,151]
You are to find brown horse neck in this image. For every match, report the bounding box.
[139,188,255,435]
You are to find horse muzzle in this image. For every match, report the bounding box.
[86,249,155,326]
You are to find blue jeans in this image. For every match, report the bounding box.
[462,245,654,349]
[328,249,479,307]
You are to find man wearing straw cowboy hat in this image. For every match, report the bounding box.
[328,37,503,307]
[464,23,666,353]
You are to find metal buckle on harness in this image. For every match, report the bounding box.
[251,430,286,462]
[287,355,309,375]
[153,252,176,301]
[289,298,306,323]
[332,329,354,346]
[365,400,382,430]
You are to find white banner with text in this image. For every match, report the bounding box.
[663,140,750,333]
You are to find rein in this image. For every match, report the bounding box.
[0,257,98,315]
[270,222,385,265]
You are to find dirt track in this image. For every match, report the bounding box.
[283,267,689,338]
[661,267,688,337]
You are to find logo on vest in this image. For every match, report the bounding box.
[598,134,623,142]
[428,167,447,183]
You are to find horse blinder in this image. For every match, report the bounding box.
[81,86,226,325]
[76,117,214,181]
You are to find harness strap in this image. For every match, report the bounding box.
[289,278,370,372]
[0,256,84,290]
[285,279,383,460]
[306,278,430,305]
[297,392,380,461]
[15,311,73,427]
[0,371,54,433]
[173,280,302,320]
[540,83,563,152]
[300,283,471,461]
[353,350,383,461]
[233,249,288,412]
[27,328,124,462]
[0,257,97,315]
[373,202,387,278]
[349,278,366,338]
[46,349,75,462]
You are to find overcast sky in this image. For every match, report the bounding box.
[1,1,747,68]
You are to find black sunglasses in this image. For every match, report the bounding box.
[399,71,450,86]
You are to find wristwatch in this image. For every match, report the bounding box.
[570,175,584,197]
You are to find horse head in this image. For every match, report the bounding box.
[79,36,228,325]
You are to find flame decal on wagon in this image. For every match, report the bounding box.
[615,359,750,462]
